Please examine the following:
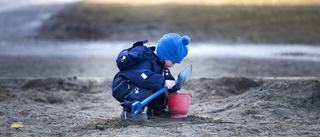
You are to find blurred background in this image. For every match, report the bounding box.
[40,0,320,44]
[0,0,320,78]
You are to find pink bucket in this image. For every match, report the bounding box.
[167,93,191,118]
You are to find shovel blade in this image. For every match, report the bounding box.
[177,64,192,87]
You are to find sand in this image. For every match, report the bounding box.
[1,77,320,136]
[1,42,320,136]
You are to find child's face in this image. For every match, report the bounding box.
[163,60,175,68]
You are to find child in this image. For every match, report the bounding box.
[112,33,190,121]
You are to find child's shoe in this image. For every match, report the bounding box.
[147,108,171,118]
[120,111,148,122]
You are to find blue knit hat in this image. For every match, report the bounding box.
[157,33,190,63]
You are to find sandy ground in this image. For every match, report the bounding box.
[1,1,320,136]
[1,44,320,136]
[1,77,320,136]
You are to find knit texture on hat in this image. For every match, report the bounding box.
[156,33,190,63]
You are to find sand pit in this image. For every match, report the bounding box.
[1,77,319,136]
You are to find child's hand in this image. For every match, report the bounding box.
[165,80,175,89]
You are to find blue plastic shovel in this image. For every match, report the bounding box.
[131,64,192,116]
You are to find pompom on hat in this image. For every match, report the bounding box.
[156,33,190,63]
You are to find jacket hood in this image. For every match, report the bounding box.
[116,40,159,71]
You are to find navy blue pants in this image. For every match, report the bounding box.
[112,79,167,113]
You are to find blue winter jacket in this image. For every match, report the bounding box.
[112,40,179,102]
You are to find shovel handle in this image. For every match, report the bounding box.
[131,101,142,116]
[131,80,179,116]
[131,87,167,116]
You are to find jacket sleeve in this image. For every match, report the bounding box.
[163,68,180,93]
[122,60,165,91]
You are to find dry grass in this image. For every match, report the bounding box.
[38,0,320,44]
[84,0,320,6]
